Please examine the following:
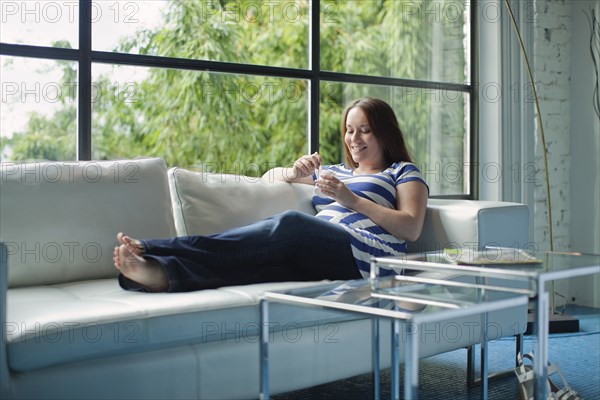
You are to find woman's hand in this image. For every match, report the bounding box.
[316,176,428,243]
[315,173,359,208]
[288,152,322,182]
[265,152,322,184]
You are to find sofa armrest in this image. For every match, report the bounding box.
[1,242,9,398]
[408,199,530,253]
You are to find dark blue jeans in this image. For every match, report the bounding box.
[118,211,361,292]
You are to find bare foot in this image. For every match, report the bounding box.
[113,244,168,292]
[116,232,144,256]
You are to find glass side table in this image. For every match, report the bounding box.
[371,249,600,400]
[259,277,528,400]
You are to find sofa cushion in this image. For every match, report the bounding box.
[5,279,351,372]
[0,158,177,288]
[168,167,316,236]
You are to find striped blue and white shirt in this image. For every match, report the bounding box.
[312,162,428,278]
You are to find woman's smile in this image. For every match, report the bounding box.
[351,145,367,153]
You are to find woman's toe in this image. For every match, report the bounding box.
[117,232,127,245]
[113,247,121,269]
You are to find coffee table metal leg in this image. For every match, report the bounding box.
[477,276,489,400]
[480,312,489,400]
[259,299,269,400]
[372,318,380,400]
[391,319,401,400]
[534,284,550,400]
[404,320,418,400]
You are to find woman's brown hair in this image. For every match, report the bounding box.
[341,97,413,169]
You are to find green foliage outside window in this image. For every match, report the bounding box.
[2,0,468,194]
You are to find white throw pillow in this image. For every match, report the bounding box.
[168,168,316,237]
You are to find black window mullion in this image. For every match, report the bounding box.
[77,0,92,160]
[470,1,479,199]
[0,43,78,61]
[308,0,321,155]
[91,50,312,80]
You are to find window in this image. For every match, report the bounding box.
[0,0,78,48]
[1,56,77,160]
[91,63,307,169]
[1,0,474,196]
[92,1,309,69]
[321,0,468,84]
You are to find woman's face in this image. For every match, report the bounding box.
[344,107,385,169]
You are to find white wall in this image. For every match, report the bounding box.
[569,0,600,307]
[478,0,503,202]
[532,0,573,253]
[488,0,599,307]
[529,0,599,307]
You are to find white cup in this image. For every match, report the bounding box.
[314,166,335,197]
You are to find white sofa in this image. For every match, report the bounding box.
[0,158,530,399]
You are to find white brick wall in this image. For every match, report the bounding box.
[532,0,572,251]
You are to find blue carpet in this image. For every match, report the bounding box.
[273,305,600,399]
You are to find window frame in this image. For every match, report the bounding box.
[0,0,477,199]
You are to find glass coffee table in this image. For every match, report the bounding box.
[370,249,600,400]
[259,276,528,400]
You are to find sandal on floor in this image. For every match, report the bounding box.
[548,364,583,400]
[515,352,583,400]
